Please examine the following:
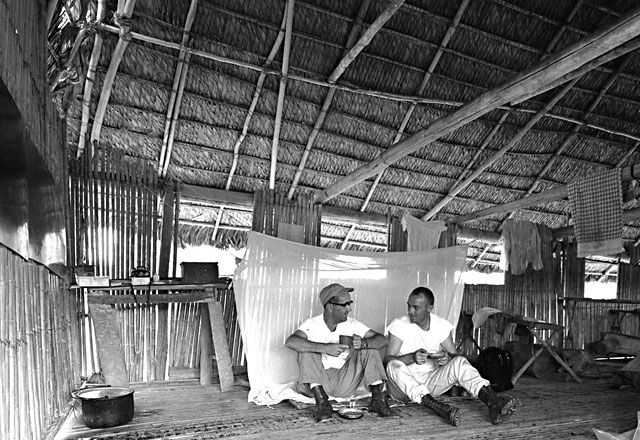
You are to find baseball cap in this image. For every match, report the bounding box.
[319,283,354,306]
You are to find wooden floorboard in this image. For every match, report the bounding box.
[55,375,639,440]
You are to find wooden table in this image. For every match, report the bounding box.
[85,283,235,391]
[509,316,583,384]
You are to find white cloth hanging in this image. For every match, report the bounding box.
[401,215,447,251]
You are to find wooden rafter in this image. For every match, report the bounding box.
[214,7,290,243]
[314,6,640,204]
[426,2,588,271]
[342,0,469,249]
[179,184,501,242]
[269,0,295,189]
[96,24,640,145]
[287,0,404,200]
[226,10,289,191]
[88,0,137,156]
[424,77,579,221]
[76,0,106,158]
[157,0,199,178]
[424,2,582,222]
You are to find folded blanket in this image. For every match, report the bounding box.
[567,169,624,258]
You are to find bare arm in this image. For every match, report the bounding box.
[285,330,347,357]
[353,329,388,350]
[383,333,427,366]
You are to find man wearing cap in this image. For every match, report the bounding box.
[285,283,396,422]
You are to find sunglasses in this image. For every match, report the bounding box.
[329,300,353,307]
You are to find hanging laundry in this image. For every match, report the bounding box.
[500,219,543,275]
[567,168,624,258]
[401,215,447,251]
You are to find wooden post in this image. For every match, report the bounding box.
[199,304,214,385]
[207,299,234,391]
[88,303,129,386]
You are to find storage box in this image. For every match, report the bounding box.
[181,262,219,283]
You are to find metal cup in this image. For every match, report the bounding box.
[339,335,354,347]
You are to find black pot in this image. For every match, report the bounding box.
[74,386,134,429]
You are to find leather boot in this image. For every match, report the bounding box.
[477,386,518,425]
[421,394,461,427]
[311,385,333,422]
[369,382,398,417]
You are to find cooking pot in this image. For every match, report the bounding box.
[73,386,134,429]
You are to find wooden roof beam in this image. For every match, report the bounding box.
[425,1,582,222]
[269,0,295,189]
[552,207,640,239]
[180,184,500,243]
[314,5,640,204]
[288,0,404,201]
[341,0,470,250]
[88,0,137,156]
[157,0,199,178]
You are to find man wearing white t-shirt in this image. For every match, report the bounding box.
[285,283,396,422]
[385,286,518,426]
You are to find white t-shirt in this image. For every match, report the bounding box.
[386,314,453,375]
[297,315,370,370]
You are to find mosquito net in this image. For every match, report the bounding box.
[233,232,467,404]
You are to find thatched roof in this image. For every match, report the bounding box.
[49,0,640,277]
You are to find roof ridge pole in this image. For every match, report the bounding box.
[314,4,640,204]
[341,0,468,249]
[88,0,137,157]
[287,0,404,200]
[157,0,199,178]
[76,0,107,158]
[269,0,295,190]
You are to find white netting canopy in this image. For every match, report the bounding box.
[233,232,467,405]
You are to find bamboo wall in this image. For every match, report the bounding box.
[0,244,79,439]
[252,188,321,245]
[69,150,244,381]
[458,225,563,354]
[563,298,640,349]
[0,1,66,187]
[617,262,640,301]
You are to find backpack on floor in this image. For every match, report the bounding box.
[476,347,514,392]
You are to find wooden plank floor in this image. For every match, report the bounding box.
[55,375,639,440]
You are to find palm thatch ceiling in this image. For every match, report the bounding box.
[48,0,640,279]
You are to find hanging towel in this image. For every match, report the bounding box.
[499,219,543,275]
[567,169,624,258]
[401,215,447,251]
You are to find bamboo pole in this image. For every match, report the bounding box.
[315,6,640,204]
[158,0,199,176]
[424,77,579,220]
[76,0,107,157]
[226,9,288,190]
[269,0,295,190]
[89,0,138,155]
[287,0,395,199]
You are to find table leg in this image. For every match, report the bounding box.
[512,346,545,385]
[529,329,583,384]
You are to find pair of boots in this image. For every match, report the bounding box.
[421,386,518,426]
[311,383,397,422]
